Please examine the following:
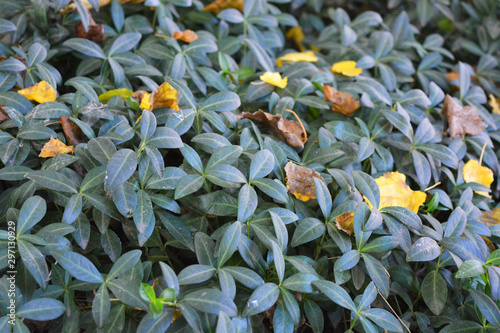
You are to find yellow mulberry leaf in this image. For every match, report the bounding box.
[331,60,362,77]
[98,88,134,103]
[365,171,426,213]
[463,159,494,197]
[39,136,75,158]
[18,81,57,103]
[277,51,318,67]
[260,72,288,89]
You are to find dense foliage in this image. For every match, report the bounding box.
[1,0,500,332]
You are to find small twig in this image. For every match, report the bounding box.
[286,109,307,142]
[479,141,487,166]
[377,289,411,333]
[424,182,441,192]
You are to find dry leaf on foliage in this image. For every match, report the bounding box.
[75,13,104,43]
[323,85,359,117]
[60,115,83,146]
[172,30,198,43]
[286,27,305,52]
[442,94,487,138]
[335,211,355,235]
[463,159,494,197]
[0,105,9,123]
[331,61,362,77]
[148,82,180,111]
[39,136,75,158]
[479,208,500,228]
[259,72,288,89]
[18,81,57,104]
[238,110,307,148]
[62,0,144,12]
[277,51,318,67]
[489,94,500,114]
[203,0,244,14]
[284,162,325,202]
[366,171,427,213]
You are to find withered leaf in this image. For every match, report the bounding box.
[238,110,307,149]
[39,137,75,158]
[75,13,104,43]
[335,211,354,235]
[0,105,9,123]
[478,207,500,228]
[172,30,198,43]
[323,85,359,117]
[442,94,487,138]
[60,115,83,146]
[203,0,244,14]
[284,162,325,202]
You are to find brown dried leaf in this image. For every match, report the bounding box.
[238,110,307,148]
[39,136,75,158]
[284,162,325,202]
[442,94,487,138]
[133,90,148,103]
[478,207,500,228]
[149,82,180,111]
[323,85,359,117]
[172,30,198,43]
[60,115,83,146]
[0,105,9,123]
[75,13,104,43]
[335,211,354,235]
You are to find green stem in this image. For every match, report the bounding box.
[396,151,412,171]
[315,229,327,261]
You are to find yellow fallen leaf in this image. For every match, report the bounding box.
[98,88,134,103]
[260,72,288,89]
[140,92,151,110]
[335,211,354,235]
[331,60,362,77]
[39,136,75,158]
[286,27,305,52]
[18,81,57,103]
[277,51,318,67]
[323,85,359,117]
[172,30,198,43]
[366,171,426,213]
[489,94,500,115]
[463,159,494,197]
[203,0,244,14]
[150,82,180,111]
[61,0,144,12]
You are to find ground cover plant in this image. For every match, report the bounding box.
[1,0,500,332]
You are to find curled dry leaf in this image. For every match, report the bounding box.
[488,94,500,114]
[335,211,354,235]
[60,115,83,146]
[75,12,104,43]
[367,171,426,213]
[323,85,359,117]
[203,0,244,14]
[18,81,57,104]
[284,162,325,202]
[463,159,494,197]
[442,94,487,138]
[172,30,198,43]
[0,105,9,123]
[137,82,180,111]
[237,110,307,148]
[39,136,75,158]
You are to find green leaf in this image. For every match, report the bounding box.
[291,218,325,247]
[180,144,203,174]
[421,270,447,315]
[282,273,319,293]
[107,32,141,56]
[206,164,246,185]
[237,185,257,222]
[63,193,83,224]
[174,174,204,199]
[183,289,237,317]
[312,280,356,311]
[105,149,137,191]
[243,283,279,316]
[17,298,65,321]
[406,237,441,262]
[199,91,241,112]
[362,308,403,333]
[304,299,324,333]
[26,170,77,193]
[80,166,106,192]
[335,250,360,272]
[314,177,332,220]
[52,250,104,283]
[216,311,235,333]
[17,195,46,235]
[178,264,216,285]
[245,38,274,72]
[417,143,458,169]
[363,253,390,298]
[456,260,486,278]
[0,166,32,181]
[470,290,500,329]
[83,193,122,220]
[107,250,142,281]
[206,145,243,169]
[156,211,194,251]
[63,38,106,59]
[252,178,288,202]
[107,278,148,310]
[381,206,422,232]
[217,221,241,268]
[140,283,156,302]
[18,239,49,289]
[249,149,274,181]
[222,266,264,289]
[88,137,116,165]
[133,190,153,234]
[137,310,174,333]
[352,170,380,210]
[17,124,57,140]
[440,321,483,333]
[148,127,183,149]
[93,283,110,328]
